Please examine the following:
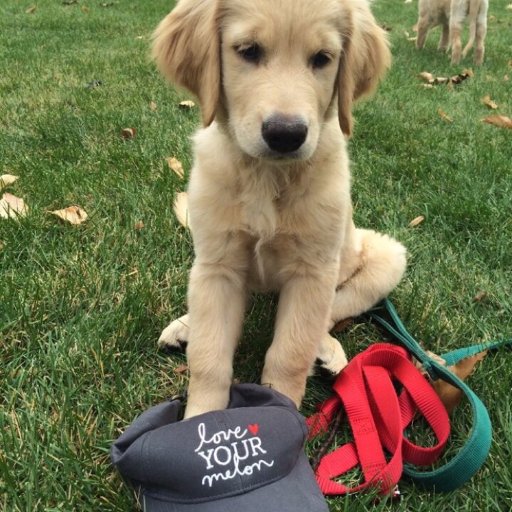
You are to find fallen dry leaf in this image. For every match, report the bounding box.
[481,95,498,109]
[179,100,195,109]
[432,351,488,413]
[483,115,512,129]
[0,174,19,189]
[174,364,189,375]
[166,157,184,179]
[134,220,144,230]
[149,101,157,112]
[121,127,137,139]
[50,205,88,225]
[418,71,434,82]
[25,5,37,14]
[331,318,353,333]
[408,215,425,227]
[438,108,453,123]
[173,192,189,228]
[473,290,488,302]
[0,193,28,219]
[418,70,472,86]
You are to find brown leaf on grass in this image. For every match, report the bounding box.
[166,157,184,179]
[481,95,498,109]
[149,101,157,112]
[0,174,19,189]
[50,205,88,225]
[438,108,453,123]
[173,192,189,228]
[418,71,434,82]
[331,318,353,333]
[179,100,195,109]
[134,220,144,230]
[432,351,488,413]
[418,70,471,86]
[473,290,488,302]
[121,127,137,139]
[25,5,37,14]
[483,115,512,129]
[0,193,28,219]
[408,215,425,227]
[174,364,189,375]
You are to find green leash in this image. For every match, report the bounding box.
[368,299,512,492]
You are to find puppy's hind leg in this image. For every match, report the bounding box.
[315,333,348,376]
[330,229,407,325]
[159,313,189,352]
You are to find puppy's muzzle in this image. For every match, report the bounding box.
[261,115,308,154]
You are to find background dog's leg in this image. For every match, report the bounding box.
[415,16,431,49]
[159,313,189,351]
[471,8,487,65]
[261,271,337,406]
[330,229,407,324]
[184,259,247,418]
[438,21,450,51]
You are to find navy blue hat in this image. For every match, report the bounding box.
[111,383,328,511]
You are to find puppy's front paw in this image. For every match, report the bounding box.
[158,314,189,352]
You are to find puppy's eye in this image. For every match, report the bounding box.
[311,51,332,69]
[236,43,263,63]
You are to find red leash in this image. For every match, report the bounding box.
[307,343,450,496]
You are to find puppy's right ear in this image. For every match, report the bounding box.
[337,2,391,137]
[152,0,220,126]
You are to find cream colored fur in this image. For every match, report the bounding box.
[415,0,488,65]
[153,0,407,418]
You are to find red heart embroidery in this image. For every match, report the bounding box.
[248,423,259,435]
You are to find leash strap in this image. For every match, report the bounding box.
[309,299,512,494]
[370,299,511,491]
[309,343,450,495]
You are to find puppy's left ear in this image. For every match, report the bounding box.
[337,3,391,137]
[152,0,220,126]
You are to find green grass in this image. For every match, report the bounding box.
[0,0,511,510]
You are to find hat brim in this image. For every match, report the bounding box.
[141,453,328,512]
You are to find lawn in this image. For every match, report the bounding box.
[0,0,511,510]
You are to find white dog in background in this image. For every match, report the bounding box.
[416,0,488,65]
[153,0,407,418]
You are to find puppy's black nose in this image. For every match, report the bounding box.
[261,115,308,153]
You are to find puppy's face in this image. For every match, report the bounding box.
[220,0,348,161]
[153,0,390,156]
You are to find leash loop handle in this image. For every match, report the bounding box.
[312,343,450,496]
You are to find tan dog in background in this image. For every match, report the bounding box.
[153,0,407,418]
[416,0,488,65]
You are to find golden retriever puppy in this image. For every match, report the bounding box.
[153,0,407,418]
[416,0,488,65]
